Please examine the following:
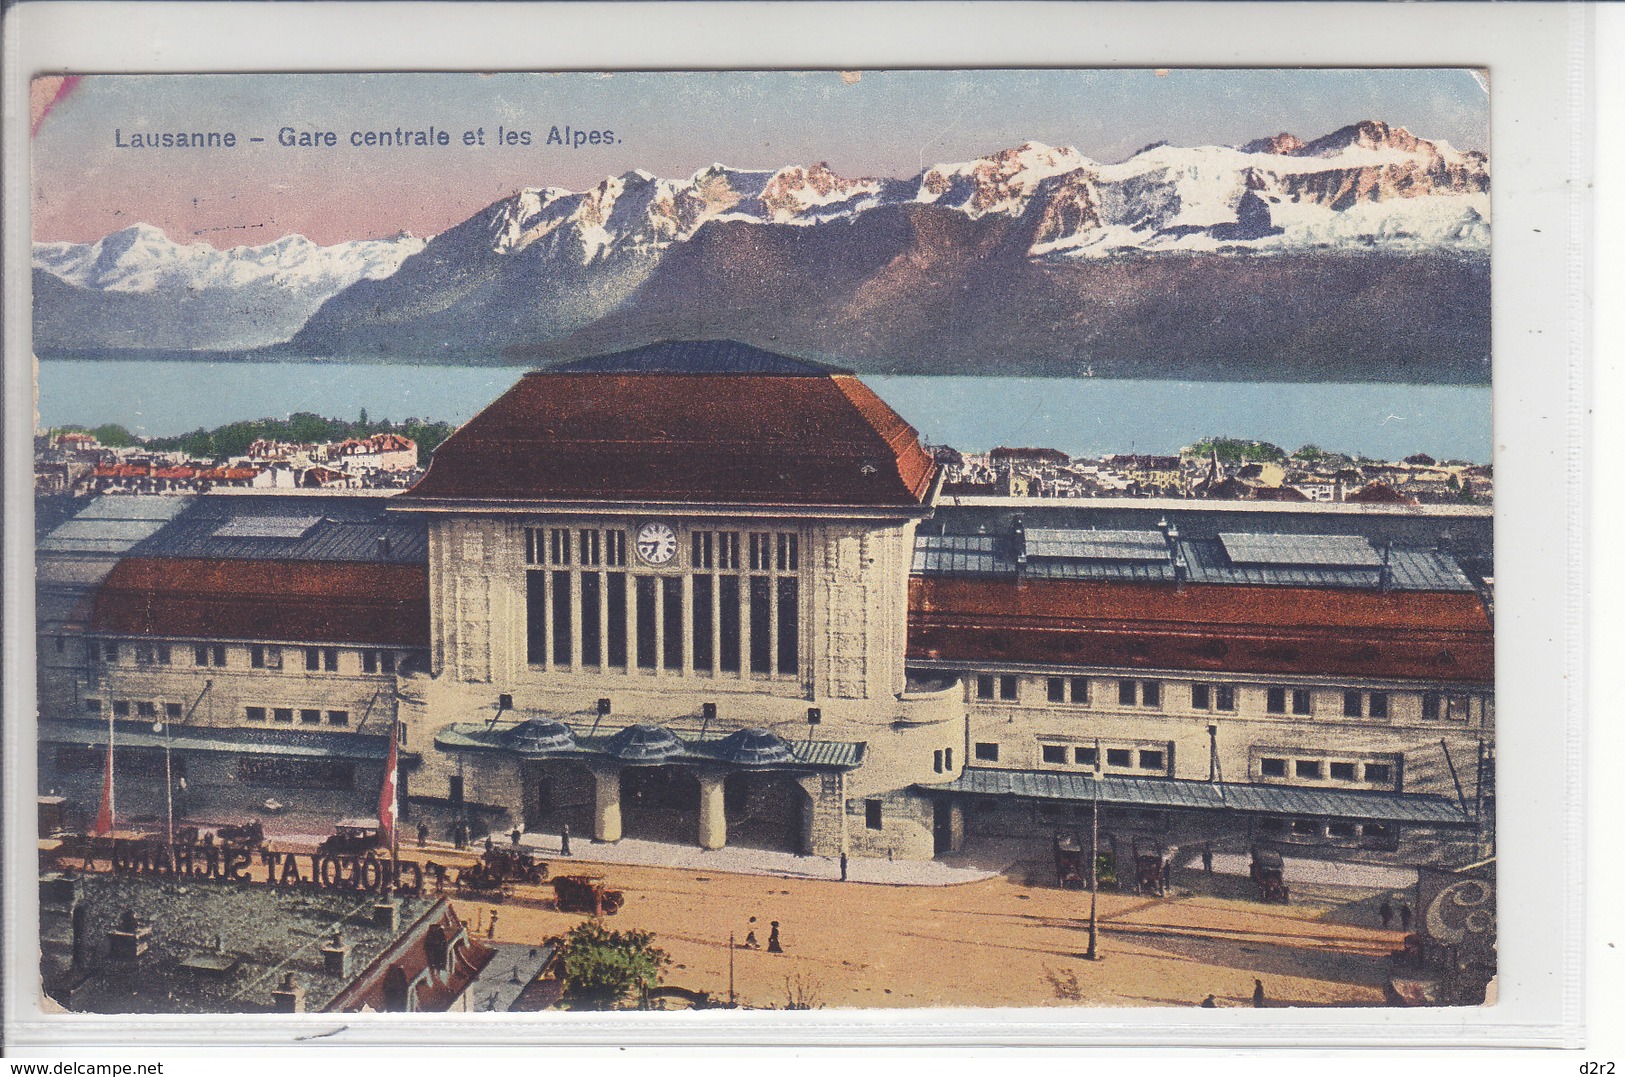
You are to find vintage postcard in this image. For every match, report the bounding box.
[26,65,1502,1022]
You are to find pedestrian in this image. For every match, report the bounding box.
[1201,843,1213,876]
[453,821,467,850]
[1379,899,1394,928]
[560,822,572,857]
[417,821,429,849]
[1200,995,1217,1008]
[1399,903,1412,932]
[487,910,498,940]
[840,852,849,882]
[767,921,783,954]
[1252,979,1266,1008]
[484,834,494,853]
[743,930,759,949]
[511,825,522,847]
[1161,857,1173,893]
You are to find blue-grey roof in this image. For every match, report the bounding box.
[124,494,427,564]
[1219,532,1381,567]
[437,720,865,770]
[913,528,1475,593]
[544,340,851,377]
[925,767,1471,826]
[40,719,403,762]
[1025,529,1169,561]
[38,496,194,556]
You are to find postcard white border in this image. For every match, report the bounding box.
[1,0,1590,1050]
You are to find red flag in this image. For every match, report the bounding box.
[378,723,399,843]
[93,739,115,837]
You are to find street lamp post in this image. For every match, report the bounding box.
[1086,737,1102,961]
[154,720,175,866]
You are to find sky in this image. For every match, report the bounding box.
[30,69,1489,247]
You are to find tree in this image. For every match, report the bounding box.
[90,423,137,448]
[559,921,669,1010]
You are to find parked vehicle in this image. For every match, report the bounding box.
[1250,844,1290,904]
[552,874,625,916]
[1132,836,1169,897]
[482,846,548,884]
[316,819,385,857]
[1053,831,1087,889]
[214,819,266,850]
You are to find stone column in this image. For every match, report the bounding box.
[592,765,622,843]
[697,772,727,851]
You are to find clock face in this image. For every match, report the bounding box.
[635,521,679,565]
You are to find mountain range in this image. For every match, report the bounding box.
[32,120,1491,382]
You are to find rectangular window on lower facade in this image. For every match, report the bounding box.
[692,575,713,670]
[718,576,740,673]
[976,675,995,700]
[1295,760,1323,779]
[999,674,1018,701]
[84,698,101,713]
[1119,679,1137,706]
[1041,744,1067,764]
[1266,686,1286,714]
[607,572,628,667]
[1343,691,1363,718]
[245,706,266,722]
[1260,757,1287,777]
[1048,678,1066,703]
[1364,763,1393,783]
[1421,692,1441,721]
[776,576,799,676]
[1075,746,1097,766]
[136,702,156,718]
[552,570,572,667]
[1138,750,1164,770]
[581,572,602,667]
[662,576,683,671]
[635,577,657,669]
[526,570,547,665]
[273,708,294,724]
[327,710,349,726]
[748,576,772,674]
[1141,681,1161,708]
[1215,685,1236,711]
[1291,689,1312,715]
[1368,692,1389,719]
[1329,762,1357,781]
[1191,683,1210,710]
[1070,677,1089,704]
[164,702,182,719]
[974,742,999,761]
[865,799,883,830]
[1106,748,1132,768]
[113,700,130,717]
[300,708,321,724]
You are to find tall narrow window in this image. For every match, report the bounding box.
[749,576,773,674]
[580,573,602,667]
[635,577,657,669]
[718,575,741,672]
[692,575,714,671]
[579,529,601,567]
[776,576,799,675]
[526,570,547,665]
[662,577,683,670]
[718,532,740,570]
[1266,686,1287,714]
[550,528,571,566]
[777,533,799,572]
[692,531,713,569]
[605,530,627,567]
[606,573,628,667]
[551,570,572,666]
[525,527,540,565]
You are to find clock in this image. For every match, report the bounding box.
[635,521,679,565]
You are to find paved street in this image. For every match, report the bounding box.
[405,839,1409,1010]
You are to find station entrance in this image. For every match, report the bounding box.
[620,765,701,844]
[723,772,812,854]
[522,760,595,839]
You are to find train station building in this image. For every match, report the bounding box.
[37,341,1495,864]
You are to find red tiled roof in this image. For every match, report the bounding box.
[405,371,935,508]
[91,557,428,646]
[907,575,1493,683]
[1346,481,1418,505]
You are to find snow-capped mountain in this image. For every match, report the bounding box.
[32,226,424,350]
[33,121,1490,382]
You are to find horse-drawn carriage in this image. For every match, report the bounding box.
[481,846,548,885]
[1250,845,1290,904]
[213,819,267,852]
[1132,836,1169,897]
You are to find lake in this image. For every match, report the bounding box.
[34,359,1493,463]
